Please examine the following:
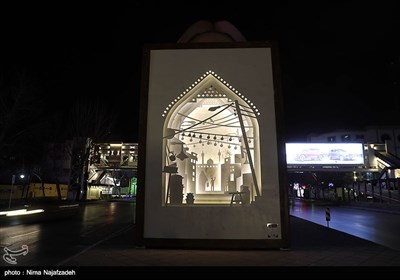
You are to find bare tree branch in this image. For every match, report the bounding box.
[68,97,116,142]
[0,68,44,150]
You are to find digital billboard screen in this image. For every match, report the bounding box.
[285,143,364,165]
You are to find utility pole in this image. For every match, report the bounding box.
[8,175,15,208]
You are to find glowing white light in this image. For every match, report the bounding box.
[7,209,44,216]
[1,208,45,217]
[0,209,25,216]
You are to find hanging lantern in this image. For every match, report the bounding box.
[169,152,176,161]
[176,145,189,160]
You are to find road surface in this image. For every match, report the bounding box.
[0,201,135,266]
[290,199,400,251]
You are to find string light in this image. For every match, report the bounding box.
[161,71,260,117]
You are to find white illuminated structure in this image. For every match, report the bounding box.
[138,43,288,246]
[162,72,261,205]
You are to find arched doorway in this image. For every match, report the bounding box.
[162,71,261,205]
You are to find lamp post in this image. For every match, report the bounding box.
[8,175,15,208]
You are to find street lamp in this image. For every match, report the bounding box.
[208,105,222,111]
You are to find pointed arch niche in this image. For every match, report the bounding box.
[162,71,261,206]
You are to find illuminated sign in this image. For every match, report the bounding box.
[285,143,364,165]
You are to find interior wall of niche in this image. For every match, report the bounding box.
[162,71,261,206]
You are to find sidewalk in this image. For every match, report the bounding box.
[60,215,400,267]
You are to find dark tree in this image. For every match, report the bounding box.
[65,97,117,201]
[0,67,46,186]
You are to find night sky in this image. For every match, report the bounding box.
[1,1,399,143]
